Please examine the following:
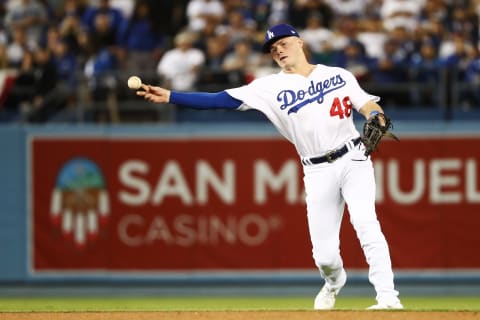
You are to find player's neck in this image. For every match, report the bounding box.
[283,62,316,77]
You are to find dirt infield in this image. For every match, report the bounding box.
[1,311,480,320]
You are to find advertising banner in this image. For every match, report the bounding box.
[29,136,480,273]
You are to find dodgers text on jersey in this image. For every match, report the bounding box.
[276,74,346,114]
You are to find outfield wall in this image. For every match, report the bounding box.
[1,122,480,292]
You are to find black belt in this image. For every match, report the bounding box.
[302,137,362,165]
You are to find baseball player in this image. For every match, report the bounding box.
[136,23,403,310]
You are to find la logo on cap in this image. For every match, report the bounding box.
[267,30,275,39]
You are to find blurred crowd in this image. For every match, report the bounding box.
[1,0,480,123]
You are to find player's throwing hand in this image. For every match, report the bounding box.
[136,85,171,104]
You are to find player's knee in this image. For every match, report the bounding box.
[312,248,341,271]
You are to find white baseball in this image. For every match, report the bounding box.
[127,76,142,90]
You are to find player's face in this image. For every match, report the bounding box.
[269,36,303,69]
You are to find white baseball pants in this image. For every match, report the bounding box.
[302,144,399,301]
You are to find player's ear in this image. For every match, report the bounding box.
[298,38,304,48]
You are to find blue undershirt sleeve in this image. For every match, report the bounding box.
[169,91,243,110]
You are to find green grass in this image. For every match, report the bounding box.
[0,296,479,312]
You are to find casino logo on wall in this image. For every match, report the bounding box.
[50,157,110,248]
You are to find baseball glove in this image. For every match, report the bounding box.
[361,113,399,156]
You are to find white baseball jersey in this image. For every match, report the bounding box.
[226,64,379,158]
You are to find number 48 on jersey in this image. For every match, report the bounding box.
[330,96,352,119]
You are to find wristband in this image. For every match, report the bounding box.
[369,110,380,117]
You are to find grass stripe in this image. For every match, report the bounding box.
[0,296,479,312]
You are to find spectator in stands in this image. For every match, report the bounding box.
[83,8,122,86]
[147,0,189,38]
[356,16,388,60]
[51,38,78,109]
[461,46,480,109]
[333,39,373,83]
[222,0,256,22]
[363,0,384,18]
[4,0,48,47]
[57,0,87,56]
[446,4,478,42]
[328,16,358,53]
[157,31,205,91]
[250,0,270,31]
[81,0,124,37]
[108,0,134,20]
[4,45,68,122]
[192,18,222,52]
[88,11,118,50]
[26,45,70,122]
[266,0,289,25]
[45,25,61,53]
[204,36,227,71]
[419,0,447,26]
[84,41,118,100]
[5,26,31,68]
[216,9,256,48]
[440,33,473,72]
[324,0,367,18]
[421,18,447,52]
[83,41,119,122]
[387,26,416,61]
[370,38,410,107]
[408,39,443,107]
[289,0,333,29]
[298,12,334,64]
[196,36,228,91]
[1,51,35,116]
[117,0,164,77]
[186,0,224,32]
[380,0,425,33]
[45,25,78,100]
[439,33,476,108]
[222,38,263,85]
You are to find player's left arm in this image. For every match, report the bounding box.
[358,100,399,156]
[359,100,385,122]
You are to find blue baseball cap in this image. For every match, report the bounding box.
[262,23,300,53]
